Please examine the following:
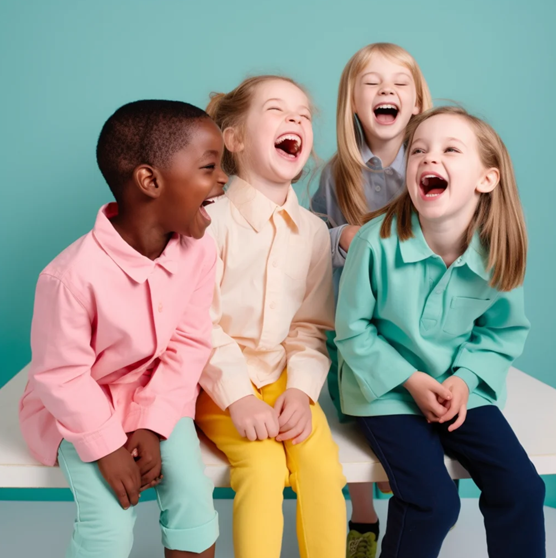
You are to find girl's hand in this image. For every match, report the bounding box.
[403,372,453,423]
[97,446,141,509]
[339,225,361,252]
[438,376,470,432]
[229,395,280,441]
[125,429,162,491]
[274,388,312,445]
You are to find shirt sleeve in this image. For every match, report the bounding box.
[452,287,530,402]
[29,274,127,462]
[311,163,349,269]
[284,224,335,402]
[199,238,254,410]
[335,235,417,402]
[125,247,217,438]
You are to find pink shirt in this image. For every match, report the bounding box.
[19,204,216,466]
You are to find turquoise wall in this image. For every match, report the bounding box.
[1,0,555,503]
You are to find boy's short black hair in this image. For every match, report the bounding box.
[96,100,210,200]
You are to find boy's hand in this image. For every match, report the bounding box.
[438,376,470,432]
[125,429,162,491]
[97,446,141,509]
[403,372,453,423]
[228,395,280,441]
[339,225,361,253]
[274,388,312,445]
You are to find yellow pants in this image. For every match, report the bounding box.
[196,371,347,558]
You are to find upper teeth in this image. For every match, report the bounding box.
[376,104,397,110]
[277,134,301,146]
[424,174,438,179]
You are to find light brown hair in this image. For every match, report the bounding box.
[364,106,527,291]
[332,43,433,226]
[206,75,311,178]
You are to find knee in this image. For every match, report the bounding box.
[498,468,546,511]
[420,480,461,533]
[231,452,288,494]
[76,508,135,556]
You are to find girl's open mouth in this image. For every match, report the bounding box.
[199,198,215,220]
[419,173,448,200]
[275,133,302,160]
[374,104,399,125]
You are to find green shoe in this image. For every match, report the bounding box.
[346,529,378,558]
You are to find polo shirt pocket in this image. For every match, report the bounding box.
[443,296,492,336]
[284,240,309,281]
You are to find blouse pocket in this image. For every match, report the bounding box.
[283,239,310,281]
[442,296,492,336]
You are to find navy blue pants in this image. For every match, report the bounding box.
[357,406,545,558]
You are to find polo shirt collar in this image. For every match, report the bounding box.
[93,203,180,283]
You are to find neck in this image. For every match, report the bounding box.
[363,130,403,168]
[109,202,171,260]
[241,171,290,206]
[418,214,470,268]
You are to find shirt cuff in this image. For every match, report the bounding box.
[70,413,128,463]
[454,367,481,393]
[286,370,326,404]
[124,403,184,441]
[205,376,255,411]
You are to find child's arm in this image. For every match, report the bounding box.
[199,248,279,440]
[450,286,530,404]
[126,246,217,439]
[335,235,450,404]
[30,275,128,462]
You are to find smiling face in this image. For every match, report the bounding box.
[353,53,420,146]
[406,113,499,227]
[231,79,313,186]
[158,119,227,239]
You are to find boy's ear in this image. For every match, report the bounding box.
[133,165,162,199]
[476,167,500,194]
[223,127,244,154]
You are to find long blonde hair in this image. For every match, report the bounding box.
[333,43,432,226]
[206,75,311,178]
[365,106,527,291]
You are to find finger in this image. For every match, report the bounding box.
[122,474,140,507]
[267,416,280,439]
[432,383,453,401]
[254,420,269,441]
[245,424,258,442]
[439,399,460,424]
[136,455,154,476]
[279,409,300,432]
[448,405,467,432]
[140,464,161,487]
[427,398,450,419]
[277,405,297,429]
[292,423,312,445]
[113,480,132,510]
[274,393,287,416]
[141,475,163,492]
[276,421,304,442]
[131,448,139,458]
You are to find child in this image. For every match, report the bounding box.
[196,75,347,558]
[311,42,432,557]
[335,105,546,558]
[19,100,228,558]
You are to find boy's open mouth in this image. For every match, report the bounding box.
[374,103,399,125]
[420,173,448,199]
[275,133,302,160]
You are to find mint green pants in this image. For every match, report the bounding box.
[58,418,218,558]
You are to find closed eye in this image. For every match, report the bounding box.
[395,83,409,86]
[411,147,425,155]
[301,114,312,121]
[201,164,216,170]
[445,147,461,153]
[268,106,282,112]
[365,82,379,86]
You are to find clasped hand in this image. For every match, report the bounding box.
[97,428,163,509]
[403,372,469,432]
[229,388,312,445]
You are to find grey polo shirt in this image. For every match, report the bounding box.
[312,142,406,270]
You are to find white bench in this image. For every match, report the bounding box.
[1,366,556,488]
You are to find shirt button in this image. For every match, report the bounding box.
[370,157,380,165]
[385,168,393,175]
[158,302,163,313]
[456,257,463,265]
[272,260,278,267]
[374,185,381,192]
[270,301,277,309]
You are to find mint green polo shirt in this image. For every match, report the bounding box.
[335,212,530,417]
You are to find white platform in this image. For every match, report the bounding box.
[1,366,556,488]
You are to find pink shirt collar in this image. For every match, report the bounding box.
[92,203,181,283]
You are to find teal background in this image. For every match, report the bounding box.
[1,0,555,503]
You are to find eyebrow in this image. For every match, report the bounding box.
[361,71,412,79]
[198,150,220,160]
[263,98,311,112]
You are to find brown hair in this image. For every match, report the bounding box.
[206,75,311,177]
[364,106,527,291]
[333,43,433,226]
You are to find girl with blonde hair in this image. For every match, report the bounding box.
[312,42,432,557]
[336,105,545,558]
[197,75,347,558]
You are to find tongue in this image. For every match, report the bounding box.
[427,187,445,196]
[199,205,211,220]
[376,113,396,124]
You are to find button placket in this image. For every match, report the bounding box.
[420,260,450,331]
